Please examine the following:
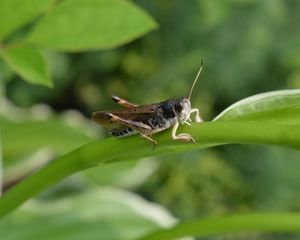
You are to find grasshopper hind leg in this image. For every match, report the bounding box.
[106,113,157,148]
[111,95,139,108]
[106,113,151,131]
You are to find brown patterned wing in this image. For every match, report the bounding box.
[91,104,159,130]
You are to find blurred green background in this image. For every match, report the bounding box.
[1,0,300,239]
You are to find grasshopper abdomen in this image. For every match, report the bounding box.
[110,127,136,137]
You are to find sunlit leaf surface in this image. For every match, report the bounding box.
[0,46,52,87]
[27,0,157,51]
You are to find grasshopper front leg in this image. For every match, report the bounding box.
[171,122,197,144]
[190,108,202,122]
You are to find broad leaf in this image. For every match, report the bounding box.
[214,89,300,124]
[0,0,55,40]
[27,0,157,52]
[0,46,52,87]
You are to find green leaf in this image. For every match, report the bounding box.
[0,113,93,186]
[0,89,299,218]
[0,46,52,87]
[0,188,175,240]
[85,159,158,188]
[214,89,300,124]
[27,0,157,52]
[0,0,55,40]
[0,115,93,165]
[138,213,300,240]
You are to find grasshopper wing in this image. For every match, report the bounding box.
[91,104,159,129]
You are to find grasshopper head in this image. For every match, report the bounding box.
[160,97,191,123]
[174,97,191,122]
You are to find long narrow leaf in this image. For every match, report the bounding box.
[139,213,300,240]
[0,90,299,218]
[0,121,299,218]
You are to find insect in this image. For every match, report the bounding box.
[92,61,204,148]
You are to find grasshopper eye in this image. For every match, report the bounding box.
[174,102,183,113]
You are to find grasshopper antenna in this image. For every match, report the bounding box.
[188,59,204,101]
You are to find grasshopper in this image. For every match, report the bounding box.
[92,62,203,148]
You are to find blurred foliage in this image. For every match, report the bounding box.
[1,0,300,239]
[0,188,176,240]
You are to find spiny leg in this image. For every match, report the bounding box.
[140,134,157,149]
[190,108,202,122]
[106,113,151,131]
[171,122,196,144]
[106,113,157,147]
[111,95,139,108]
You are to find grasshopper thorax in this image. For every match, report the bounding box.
[160,97,191,123]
